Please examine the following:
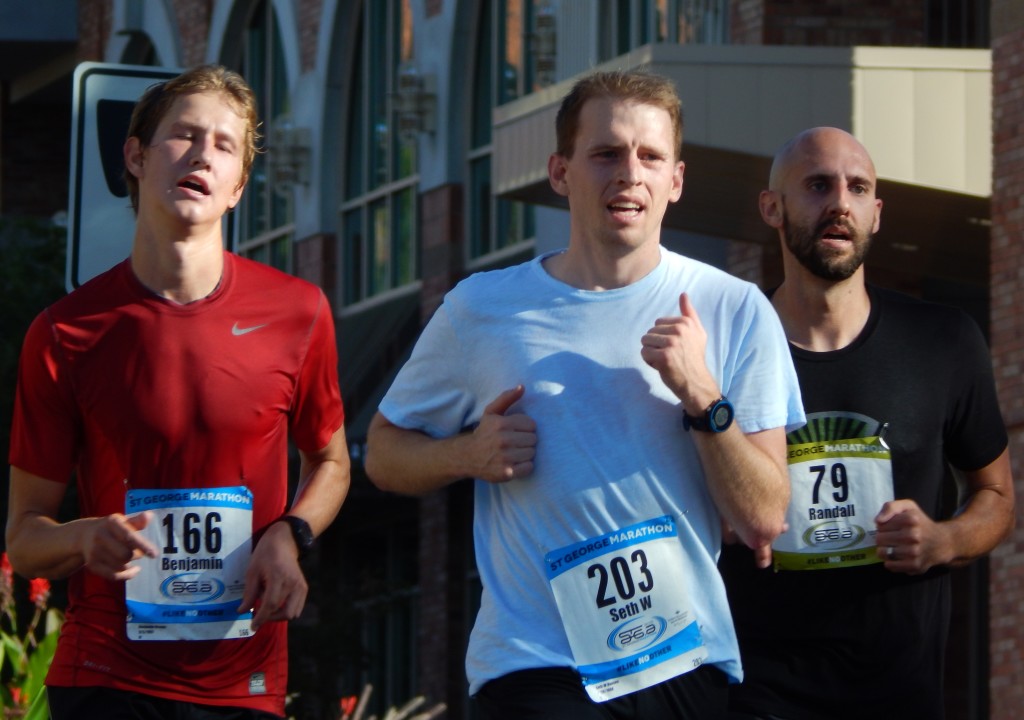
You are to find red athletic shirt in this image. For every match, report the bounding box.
[9,253,345,715]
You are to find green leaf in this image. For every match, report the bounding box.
[24,687,50,720]
[2,633,26,673]
[23,630,58,708]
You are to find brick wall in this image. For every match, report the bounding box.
[297,0,323,72]
[730,0,765,44]
[988,0,1024,715]
[726,239,765,285]
[418,183,465,323]
[170,0,214,67]
[418,492,451,711]
[294,232,337,297]
[78,0,111,62]
[759,0,925,46]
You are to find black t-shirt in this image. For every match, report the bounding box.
[720,286,1007,720]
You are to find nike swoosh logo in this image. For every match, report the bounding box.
[231,322,268,336]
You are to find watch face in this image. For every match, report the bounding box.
[711,401,734,431]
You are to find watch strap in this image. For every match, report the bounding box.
[682,396,733,433]
[278,514,314,558]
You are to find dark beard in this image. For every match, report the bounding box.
[782,209,872,281]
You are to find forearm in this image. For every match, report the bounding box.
[7,468,88,579]
[939,452,1015,567]
[290,460,350,538]
[365,413,475,495]
[6,514,94,580]
[691,426,790,549]
[288,427,351,536]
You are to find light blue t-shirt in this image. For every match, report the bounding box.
[379,247,805,695]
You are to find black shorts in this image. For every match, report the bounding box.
[47,686,283,720]
[473,665,729,720]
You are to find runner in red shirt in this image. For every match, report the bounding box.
[6,64,349,719]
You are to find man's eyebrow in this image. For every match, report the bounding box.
[803,172,874,188]
[168,120,239,143]
[585,141,623,152]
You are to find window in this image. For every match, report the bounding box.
[926,0,989,48]
[340,0,418,306]
[599,0,730,60]
[234,0,293,272]
[467,0,538,263]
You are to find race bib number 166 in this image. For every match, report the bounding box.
[125,487,253,641]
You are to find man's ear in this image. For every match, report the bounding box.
[227,179,246,210]
[124,137,145,178]
[759,189,783,229]
[668,161,685,203]
[548,153,569,198]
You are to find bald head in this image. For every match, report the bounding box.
[768,127,877,193]
[760,126,883,283]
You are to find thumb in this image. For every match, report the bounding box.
[483,385,525,417]
[875,500,903,526]
[125,511,158,558]
[679,292,695,318]
[679,292,703,329]
[126,510,153,531]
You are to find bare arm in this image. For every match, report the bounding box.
[243,425,351,630]
[690,426,789,550]
[875,447,1015,574]
[6,466,158,581]
[641,292,789,550]
[365,386,537,496]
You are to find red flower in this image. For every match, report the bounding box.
[28,578,50,608]
[0,552,12,590]
[339,695,358,717]
[10,687,22,704]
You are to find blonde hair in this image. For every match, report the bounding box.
[555,70,684,160]
[124,64,261,212]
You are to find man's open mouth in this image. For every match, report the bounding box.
[179,177,210,195]
[609,201,642,215]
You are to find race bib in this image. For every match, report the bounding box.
[125,487,254,641]
[545,516,708,702]
[773,418,894,571]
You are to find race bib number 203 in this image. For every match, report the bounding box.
[544,516,707,702]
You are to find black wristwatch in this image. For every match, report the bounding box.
[682,396,734,433]
[278,515,315,559]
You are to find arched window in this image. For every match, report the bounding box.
[467,0,539,264]
[340,0,418,307]
[234,0,293,272]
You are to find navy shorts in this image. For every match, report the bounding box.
[473,665,729,720]
[47,686,283,720]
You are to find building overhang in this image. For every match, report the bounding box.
[493,44,991,287]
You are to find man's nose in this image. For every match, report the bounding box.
[618,154,641,184]
[828,187,852,215]
[189,138,212,167]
